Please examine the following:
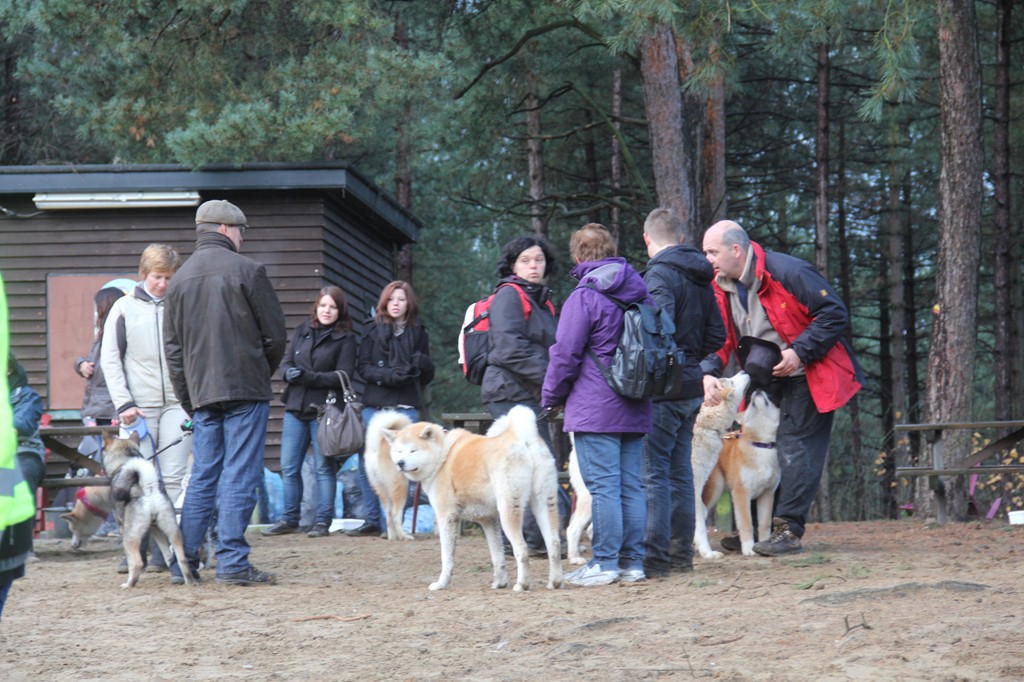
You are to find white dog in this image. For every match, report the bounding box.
[364,410,415,541]
[564,435,594,565]
[691,371,750,559]
[383,405,562,592]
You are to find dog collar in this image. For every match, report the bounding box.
[751,441,776,449]
[75,488,109,519]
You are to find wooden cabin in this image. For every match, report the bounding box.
[0,162,421,474]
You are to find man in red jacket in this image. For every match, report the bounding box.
[702,220,863,556]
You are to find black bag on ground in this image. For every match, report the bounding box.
[584,285,688,400]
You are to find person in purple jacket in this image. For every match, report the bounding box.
[541,223,653,587]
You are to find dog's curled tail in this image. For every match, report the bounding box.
[366,409,413,451]
[110,462,142,506]
[487,405,552,460]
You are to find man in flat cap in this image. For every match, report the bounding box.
[702,220,863,556]
[164,200,287,585]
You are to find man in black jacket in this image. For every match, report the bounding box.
[164,200,287,586]
[641,208,726,577]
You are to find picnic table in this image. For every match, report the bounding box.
[894,419,1024,523]
[38,424,118,493]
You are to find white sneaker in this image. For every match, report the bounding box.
[618,568,646,583]
[566,563,620,587]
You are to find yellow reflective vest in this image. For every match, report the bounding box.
[1,271,35,530]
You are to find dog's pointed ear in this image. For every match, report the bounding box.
[102,432,115,448]
[720,386,733,400]
[59,512,72,521]
[128,431,141,445]
[382,428,397,444]
[418,424,438,440]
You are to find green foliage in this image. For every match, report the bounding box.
[2,0,1022,519]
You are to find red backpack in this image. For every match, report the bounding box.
[458,282,556,385]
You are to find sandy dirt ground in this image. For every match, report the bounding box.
[2,518,1022,681]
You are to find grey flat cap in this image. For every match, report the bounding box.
[195,199,247,227]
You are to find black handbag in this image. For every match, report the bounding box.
[316,370,365,458]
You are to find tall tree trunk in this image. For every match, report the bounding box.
[812,43,832,521]
[902,180,922,464]
[700,39,727,229]
[925,0,983,522]
[992,0,1014,423]
[610,69,622,239]
[882,121,908,519]
[610,68,618,238]
[639,23,693,241]
[393,12,413,283]
[525,78,547,238]
[814,43,830,277]
[836,114,863,520]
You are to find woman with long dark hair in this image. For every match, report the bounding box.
[346,280,434,537]
[262,286,358,538]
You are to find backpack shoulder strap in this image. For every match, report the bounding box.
[496,282,535,318]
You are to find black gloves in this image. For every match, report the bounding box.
[284,367,305,384]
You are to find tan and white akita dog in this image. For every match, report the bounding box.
[382,405,563,592]
[691,371,750,559]
[61,486,113,550]
[364,410,415,541]
[701,388,781,556]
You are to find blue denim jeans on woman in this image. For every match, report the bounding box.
[642,397,702,574]
[355,406,417,528]
[171,400,269,578]
[279,412,337,527]
[573,432,646,573]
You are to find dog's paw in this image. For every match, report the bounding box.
[548,580,561,590]
[568,556,587,565]
[120,581,132,589]
[400,532,414,541]
[698,550,724,560]
[512,582,527,592]
[741,548,756,556]
[429,580,448,590]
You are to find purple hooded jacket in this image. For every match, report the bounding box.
[542,257,653,433]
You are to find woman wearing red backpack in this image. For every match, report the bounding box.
[482,235,568,555]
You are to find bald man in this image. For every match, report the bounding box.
[701,220,863,556]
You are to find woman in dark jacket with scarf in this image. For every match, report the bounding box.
[262,286,358,539]
[346,280,434,537]
[482,235,570,553]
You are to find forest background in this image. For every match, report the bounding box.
[1,0,1021,524]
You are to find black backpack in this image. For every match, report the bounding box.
[584,285,688,400]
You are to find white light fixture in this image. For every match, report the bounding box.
[33,191,201,210]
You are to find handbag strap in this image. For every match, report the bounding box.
[334,370,358,403]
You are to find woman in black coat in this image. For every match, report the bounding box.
[345,280,434,537]
[262,286,357,539]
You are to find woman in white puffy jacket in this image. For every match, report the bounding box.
[101,244,191,512]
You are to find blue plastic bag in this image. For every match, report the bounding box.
[403,505,434,534]
[263,468,283,522]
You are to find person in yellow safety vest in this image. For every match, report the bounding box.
[1,271,37,620]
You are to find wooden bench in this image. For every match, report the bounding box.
[39,424,118,493]
[894,420,1024,522]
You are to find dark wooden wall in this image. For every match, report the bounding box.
[0,189,399,473]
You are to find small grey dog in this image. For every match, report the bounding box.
[102,432,196,588]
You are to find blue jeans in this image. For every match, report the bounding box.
[573,432,646,573]
[642,397,702,573]
[171,400,269,578]
[356,406,417,527]
[279,412,337,527]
